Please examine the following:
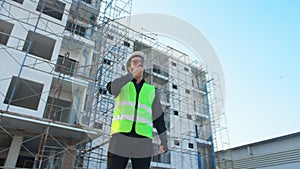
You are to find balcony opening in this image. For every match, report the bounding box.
[55,54,78,76]
[66,21,87,37]
[153,64,169,77]
[12,0,24,4]
[94,122,103,129]
[188,143,194,149]
[153,64,161,74]
[102,58,112,65]
[99,88,107,95]
[44,97,72,123]
[185,89,190,94]
[82,0,92,4]
[0,19,14,45]
[123,41,130,47]
[4,76,44,110]
[16,156,34,168]
[172,84,177,89]
[107,34,114,40]
[36,0,65,20]
[152,152,171,164]
[174,140,180,146]
[173,110,178,116]
[22,31,56,60]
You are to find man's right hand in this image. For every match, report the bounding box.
[131,67,144,79]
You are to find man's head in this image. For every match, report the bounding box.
[126,51,145,72]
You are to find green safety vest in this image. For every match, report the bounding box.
[111,81,155,138]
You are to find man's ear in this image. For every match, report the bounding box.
[127,67,133,72]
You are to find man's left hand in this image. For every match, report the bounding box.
[158,145,167,154]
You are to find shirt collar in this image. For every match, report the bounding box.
[132,78,145,84]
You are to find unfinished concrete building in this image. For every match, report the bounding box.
[0,0,230,168]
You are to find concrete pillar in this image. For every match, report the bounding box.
[62,146,75,169]
[4,135,23,168]
[47,150,56,169]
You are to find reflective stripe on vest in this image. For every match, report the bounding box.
[111,82,155,138]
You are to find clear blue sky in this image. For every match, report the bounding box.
[132,0,300,147]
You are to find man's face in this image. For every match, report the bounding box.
[128,56,144,71]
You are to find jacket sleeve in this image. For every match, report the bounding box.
[106,73,133,96]
[152,89,168,148]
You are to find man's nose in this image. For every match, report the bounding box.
[137,62,143,67]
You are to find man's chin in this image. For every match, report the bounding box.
[136,74,143,79]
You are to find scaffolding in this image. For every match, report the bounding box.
[0,0,132,168]
[0,0,231,168]
[207,72,234,169]
[80,0,133,168]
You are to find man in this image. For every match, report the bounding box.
[106,51,168,169]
